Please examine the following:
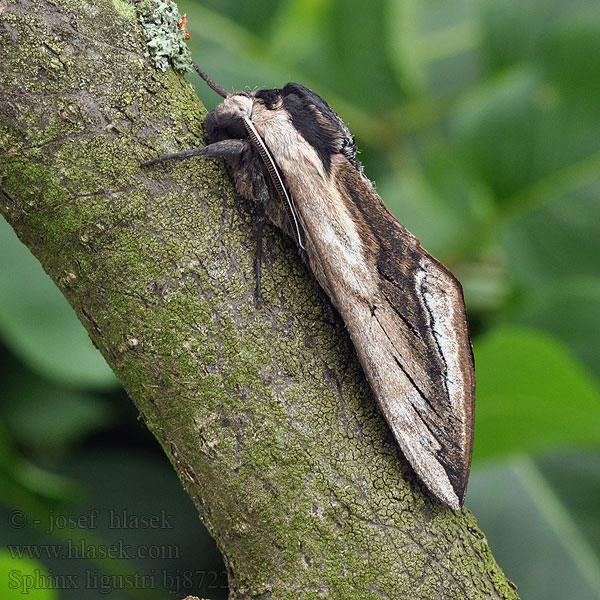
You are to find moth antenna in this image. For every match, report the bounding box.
[192,62,229,98]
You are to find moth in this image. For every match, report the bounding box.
[143,64,476,510]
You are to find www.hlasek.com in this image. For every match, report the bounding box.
[7,539,179,561]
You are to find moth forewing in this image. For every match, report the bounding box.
[143,71,476,510]
[264,150,475,509]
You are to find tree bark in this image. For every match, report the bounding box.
[0,0,519,598]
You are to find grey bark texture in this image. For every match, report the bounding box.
[0,0,520,598]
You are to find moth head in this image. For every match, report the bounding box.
[204,82,363,176]
[204,93,253,142]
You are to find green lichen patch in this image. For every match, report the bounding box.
[1,157,70,250]
[112,0,136,20]
[138,0,192,74]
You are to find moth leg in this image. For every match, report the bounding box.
[141,139,249,166]
[142,138,268,305]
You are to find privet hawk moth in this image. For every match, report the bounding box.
[143,65,476,510]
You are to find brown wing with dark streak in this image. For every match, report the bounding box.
[332,162,475,508]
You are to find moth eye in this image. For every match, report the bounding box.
[204,111,248,142]
[223,119,248,139]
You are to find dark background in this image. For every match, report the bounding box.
[1,0,600,598]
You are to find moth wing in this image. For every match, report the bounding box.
[329,163,475,509]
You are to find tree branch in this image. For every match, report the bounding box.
[0,0,519,598]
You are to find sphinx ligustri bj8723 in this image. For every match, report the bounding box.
[143,64,476,510]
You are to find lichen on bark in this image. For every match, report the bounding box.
[0,0,519,598]
[138,0,192,73]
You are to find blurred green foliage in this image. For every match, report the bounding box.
[1,0,599,598]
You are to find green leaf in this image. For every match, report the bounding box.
[2,362,115,451]
[0,217,117,389]
[473,325,600,463]
[384,0,427,97]
[452,65,600,207]
[401,0,483,98]
[537,451,600,557]
[468,454,600,600]
[0,421,79,505]
[0,549,58,599]
[190,0,282,35]
[502,187,600,287]
[323,0,401,109]
[513,277,600,379]
[481,0,564,69]
[451,66,555,200]
[539,13,600,108]
[267,0,333,74]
